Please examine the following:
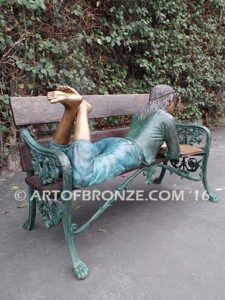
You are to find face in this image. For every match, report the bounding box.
[167,95,177,114]
[167,101,175,114]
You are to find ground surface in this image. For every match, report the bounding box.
[0,127,225,300]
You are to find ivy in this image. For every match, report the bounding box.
[0,0,224,166]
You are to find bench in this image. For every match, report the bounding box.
[10,94,218,280]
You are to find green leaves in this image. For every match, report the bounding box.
[0,0,224,165]
[15,0,46,11]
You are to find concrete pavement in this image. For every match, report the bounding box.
[0,127,225,300]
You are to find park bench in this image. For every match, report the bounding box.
[10,94,218,280]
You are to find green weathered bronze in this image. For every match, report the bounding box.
[20,119,218,280]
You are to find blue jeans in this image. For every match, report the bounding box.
[48,137,144,188]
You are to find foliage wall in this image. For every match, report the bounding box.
[0,0,225,165]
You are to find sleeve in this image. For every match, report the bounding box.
[163,116,180,160]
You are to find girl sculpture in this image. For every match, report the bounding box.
[47,84,180,188]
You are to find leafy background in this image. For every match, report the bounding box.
[0,0,225,169]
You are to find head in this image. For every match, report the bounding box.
[135,84,177,120]
[148,84,177,113]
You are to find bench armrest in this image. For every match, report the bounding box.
[20,128,73,189]
[175,123,211,152]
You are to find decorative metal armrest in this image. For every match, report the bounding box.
[20,128,72,189]
[175,123,211,152]
[170,123,211,178]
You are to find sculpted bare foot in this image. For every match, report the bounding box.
[73,261,89,280]
[47,85,83,109]
[78,100,92,114]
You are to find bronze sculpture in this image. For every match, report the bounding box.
[47,84,180,188]
[10,84,217,280]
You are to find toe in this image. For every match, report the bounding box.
[57,85,66,91]
[58,85,78,94]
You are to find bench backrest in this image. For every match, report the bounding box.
[10,94,149,126]
[10,94,149,172]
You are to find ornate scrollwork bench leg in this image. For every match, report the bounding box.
[62,197,89,280]
[20,128,89,279]
[145,123,218,202]
[176,123,218,202]
[201,149,218,203]
[23,179,36,230]
[152,123,219,202]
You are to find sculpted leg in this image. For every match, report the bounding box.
[73,101,92,142]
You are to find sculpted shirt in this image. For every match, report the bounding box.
[125,109,180,165]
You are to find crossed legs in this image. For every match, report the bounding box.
[47,86,92,144]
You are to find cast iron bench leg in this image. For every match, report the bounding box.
[23,184,36,230]
[62,199,89,280]
[202,154,218,203]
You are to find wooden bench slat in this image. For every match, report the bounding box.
[10,94,149,126]
[179,144,204,156]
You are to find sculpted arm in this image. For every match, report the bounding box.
[163,116,180,160]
